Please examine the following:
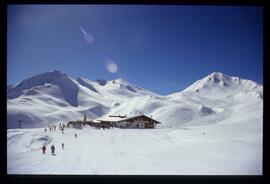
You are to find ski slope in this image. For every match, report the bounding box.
[7,118,262,175]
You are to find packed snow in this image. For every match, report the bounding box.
[7,122,262,175]
[7,71,263,175]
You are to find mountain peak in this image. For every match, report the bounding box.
[114,78,126,83]
[205,72,231,84]
[209,72,225,78]
[48,70,67,76]
[181,72,261,94]
[7,70,68,99]
[49,69,62,74]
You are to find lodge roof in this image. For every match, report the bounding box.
[95,114,161,124]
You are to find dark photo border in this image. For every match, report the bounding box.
[1,0,268,184]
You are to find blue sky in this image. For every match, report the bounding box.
[7,5,263,95]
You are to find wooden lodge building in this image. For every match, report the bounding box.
[68,114,161,129]
[95,114,161,129]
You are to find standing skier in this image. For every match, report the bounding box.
[51,145,55,155]
[75,133,77,138]
[41,145,46,154]
[61,143,64,149]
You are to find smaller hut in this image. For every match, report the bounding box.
[68,113,93,129]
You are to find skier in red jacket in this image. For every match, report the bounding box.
[42,145,46,154]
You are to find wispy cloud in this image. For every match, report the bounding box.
[80,26,95,44]
[105,59,118,74]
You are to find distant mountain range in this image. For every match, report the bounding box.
[7,70,263,129]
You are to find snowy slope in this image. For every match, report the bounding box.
[7,73,103,128]
[7,71,263,175]
[7,121,262,174]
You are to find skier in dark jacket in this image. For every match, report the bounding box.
[42,145,46,154]
[51,145,55,155]
[75,133,77,138]
[61,143,64,149]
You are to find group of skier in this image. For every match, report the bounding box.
[45,123,66,133]
[42,123,78,155]
[41,133,78,155]
[42,144,56,155]
[46,125,57,132]
[41,143,64,155]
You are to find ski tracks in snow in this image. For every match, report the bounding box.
[7,124,262,175]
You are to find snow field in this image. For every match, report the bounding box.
[7,121,262,175]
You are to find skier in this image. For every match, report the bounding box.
[61,127,64,134]
[51,145,55,155]
[45,128,47,133]
[41,145,46,154]
[61,143,64,149]
[75,133,77,138]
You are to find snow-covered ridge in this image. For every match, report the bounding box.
[7,71,263,129]
[8,70,65,99]
[182,72,262,93]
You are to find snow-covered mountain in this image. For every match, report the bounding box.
[7,71,263,129]
[181,72,263,99]
[7,71,263,175]
[159,72,263,127]
[7,70,159,128]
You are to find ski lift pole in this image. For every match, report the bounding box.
[18,120,22,129]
